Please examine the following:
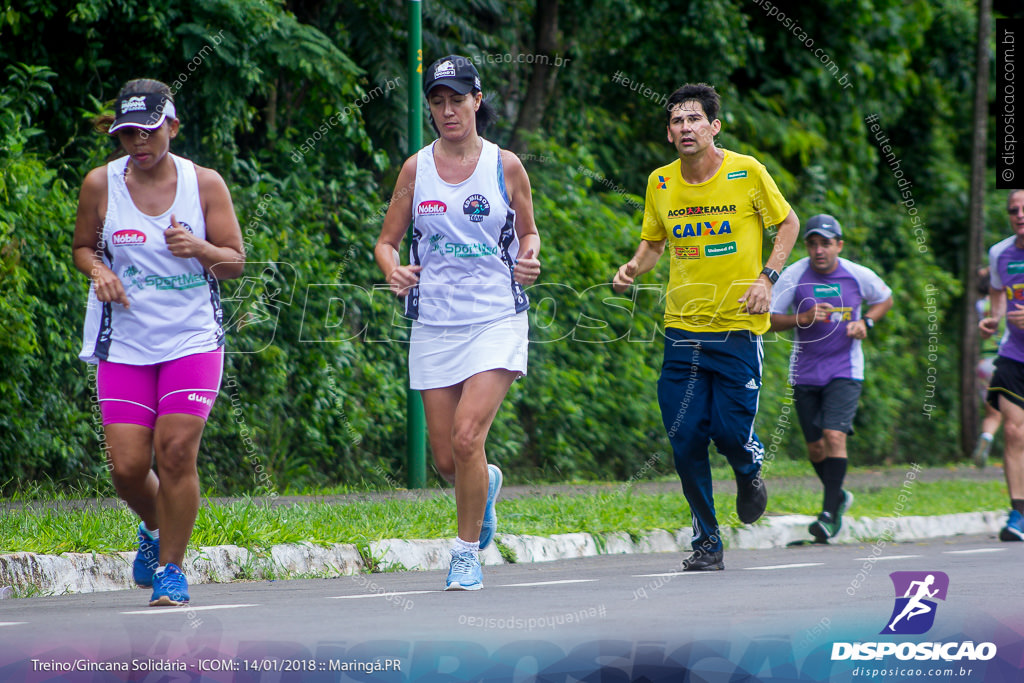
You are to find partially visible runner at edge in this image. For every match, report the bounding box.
[979,188,1024,543]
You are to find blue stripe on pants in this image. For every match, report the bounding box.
[657,328,765,552]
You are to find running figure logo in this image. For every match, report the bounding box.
[462,194,490,222]
[881,571,949,635]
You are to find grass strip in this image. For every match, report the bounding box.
[0,479,1007,556]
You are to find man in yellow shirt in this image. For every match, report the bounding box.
[613,83,799,571]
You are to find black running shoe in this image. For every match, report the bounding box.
[809,511,840,542]
[736,472,767,524]
[681,548,724,571]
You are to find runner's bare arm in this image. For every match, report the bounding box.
[612,239,665,293]
[501,150,540,286]
[982,287,1006,337]
[375,155,421,297]
[167,167,245,280]
[72,167,130,307]
[740,209,800,312]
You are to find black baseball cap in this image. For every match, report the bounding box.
[804,214,843,240]
[109,93,176,134]
[423,55,481,95]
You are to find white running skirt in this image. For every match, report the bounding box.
[409,312,529,390]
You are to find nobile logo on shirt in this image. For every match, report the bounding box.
[417,200,447,216]
[111,229,147,246]
[881,571,949,635]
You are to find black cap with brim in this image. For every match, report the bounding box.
[423,55,481,96]
[804,213,843,240]
[109,93,176,134]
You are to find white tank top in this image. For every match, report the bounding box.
[406,138,529,325]
[79,153,224,364]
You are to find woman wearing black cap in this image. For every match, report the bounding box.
[374,55,541,590]
[73,78,244,606]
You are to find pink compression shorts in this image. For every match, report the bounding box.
[96,348,224,428]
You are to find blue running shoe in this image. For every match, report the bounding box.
[479,464,503,550]
[149,563,190,606]
[1000,510,1024,542]
[133,523,160,588]
[444,549,483,591]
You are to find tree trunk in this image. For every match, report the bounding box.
[961,0,992,459]
[509,0,560,153]
[265,81,278,140]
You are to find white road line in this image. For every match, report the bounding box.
[330,591,431,600]
[121,604,257,615]
[631,572,714,578]
[745,562,825,570]
[498,580,598,587]
[0,622,26,627]
[943,548,1007,555]
[852,555,921,561]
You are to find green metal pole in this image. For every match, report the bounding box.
[406,0,427,489]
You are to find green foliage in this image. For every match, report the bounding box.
[0,63,101,482]
[547,0,987,464]
[197,165,410,491]
[497,135,667,478]
[0,0,1017,493]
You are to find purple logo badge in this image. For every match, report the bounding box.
[881,571,949,635]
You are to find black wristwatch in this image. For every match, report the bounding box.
[760,267,780,284]
[863,317,874,330]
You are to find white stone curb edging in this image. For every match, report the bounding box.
[0,511,1006,597]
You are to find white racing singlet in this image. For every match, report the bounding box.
[79,153,224,365]
[406,138,529,325]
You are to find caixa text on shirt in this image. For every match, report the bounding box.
[671,221,732,238]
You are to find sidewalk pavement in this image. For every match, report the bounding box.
[0,465,1011,598]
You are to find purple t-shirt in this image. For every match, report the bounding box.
[989,236,1024,364]
[771,257,892,386]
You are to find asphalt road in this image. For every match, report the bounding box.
[1,533,1021,682]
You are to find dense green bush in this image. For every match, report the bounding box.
[1,0,1018,493]
[0,64,100,483]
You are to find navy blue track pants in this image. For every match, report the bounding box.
[657,328,765,552]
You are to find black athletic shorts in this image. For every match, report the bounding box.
[987,355,1024,410]
[793,378,863,442]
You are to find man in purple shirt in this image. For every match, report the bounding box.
[979,189,1024,542]
[770,214,893,542]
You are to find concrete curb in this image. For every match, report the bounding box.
[0,511,1007,597]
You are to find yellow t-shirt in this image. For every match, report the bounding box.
[641,149,792,334]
